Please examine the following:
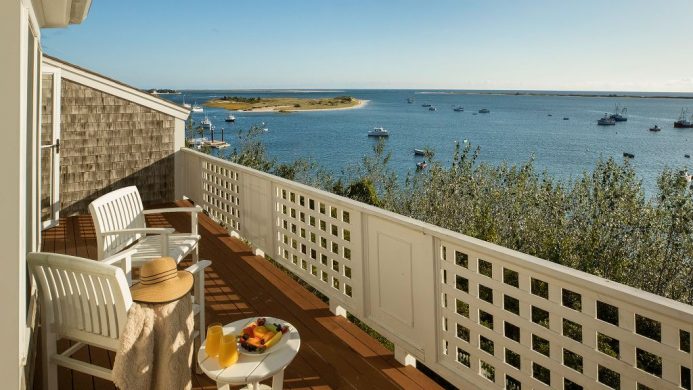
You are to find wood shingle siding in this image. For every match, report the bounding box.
[57,79,176,216]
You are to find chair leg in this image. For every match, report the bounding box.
[42,323,58,390]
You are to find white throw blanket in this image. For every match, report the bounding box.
[113,296,194,390]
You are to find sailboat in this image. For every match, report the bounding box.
[182,96,191,109]
[191,102,203,113]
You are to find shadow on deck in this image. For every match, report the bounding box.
[35,200,443,390]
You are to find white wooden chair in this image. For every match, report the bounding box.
[29,250,211,390]
[88,186,202,268]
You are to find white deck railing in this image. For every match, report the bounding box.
[178,148,693,390]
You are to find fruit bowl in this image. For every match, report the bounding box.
[236,317,291,356]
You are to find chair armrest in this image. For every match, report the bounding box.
[143,205,203,235]
[101,248,136,285]
[184,259,211,275]
[102,228,174,258]
[100,227,175,236]
[142,206,203,215]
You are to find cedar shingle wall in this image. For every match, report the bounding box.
[59,79,176,216]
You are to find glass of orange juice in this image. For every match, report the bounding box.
[205,323,223,357]
[218,334,239,368]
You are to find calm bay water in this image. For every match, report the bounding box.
[164,90,693,194]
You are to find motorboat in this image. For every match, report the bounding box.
[649,125,661,132]
[478,108,490,113]
[416,161,428,170]
[422,104,431,107]
[201,116,212,129]
[674,108,693,128]
[192,102,203,113]
[453,106,464,112]
[414,149,426,156]
[407,97,414,104]
[368,127,389,137]
[598,114,616,126]
[563,117,569,120]
[428,106,437,111]
[623,152,635,159]
[225,114,236,122]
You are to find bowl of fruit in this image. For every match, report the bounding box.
[236,317,291,356]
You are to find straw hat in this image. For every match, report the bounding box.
[130,257,193,304]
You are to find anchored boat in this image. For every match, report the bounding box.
[674,108,693,128]
[225,114,236,122]
[649,125,661,132]
[414,149,426,156]
[598,114,616,126]
[368,127,389,137]
[610,104,628,122]
[478,108,490,113]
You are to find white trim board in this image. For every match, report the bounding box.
[42,56,191,120]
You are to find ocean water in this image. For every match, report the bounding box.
[164,90,693,195]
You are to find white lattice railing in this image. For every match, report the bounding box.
[179,148,693,390]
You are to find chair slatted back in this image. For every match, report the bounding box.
[89,186,146,260]
[28,252,133,350]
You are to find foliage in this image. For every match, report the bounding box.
[215,127,693,305]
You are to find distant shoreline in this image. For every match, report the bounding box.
[416,91,693,100]
[205,96,369,112]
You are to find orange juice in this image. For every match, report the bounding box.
[218,334,239,368]
[206,323,223,357]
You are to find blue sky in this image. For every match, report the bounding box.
[42,0,693,91]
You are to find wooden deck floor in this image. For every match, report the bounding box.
[35,200,443,390]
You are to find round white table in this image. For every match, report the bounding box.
[197,317,301,390]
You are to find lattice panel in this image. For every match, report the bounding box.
[273,186,359,306]
[201,160,241,231]
[436,240,692,390]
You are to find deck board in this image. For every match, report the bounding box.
[34,201,443,390]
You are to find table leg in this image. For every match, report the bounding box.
[271,369,285,390]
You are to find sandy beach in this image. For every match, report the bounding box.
[235,99,369,112]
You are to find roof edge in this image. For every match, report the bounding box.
[43,55,190,120]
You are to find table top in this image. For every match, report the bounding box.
[197,317,301,385]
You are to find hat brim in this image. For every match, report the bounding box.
[130,270,194,304]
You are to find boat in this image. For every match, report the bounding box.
[649,125,661,132]
[478,108,490,114]
[598,113,616,126]
[201,116,212,129]
[563,117,569,120]
[407,97,414,104]
[368,127,389,137]
[547,114,553,117]
[422,104,432,107]
[414,149,426,156]
[188,137,208,149]
[191,102,203,113]
[623,152,635,159]
[453,106,464,112]
[674,108,693,128]
[686,154,691,159]
[609,104,628,122]
[416,161,428,170]
[225,114,236,122]
[428,106,437,111]
[182,96,191,109]
[682,170,693,182]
